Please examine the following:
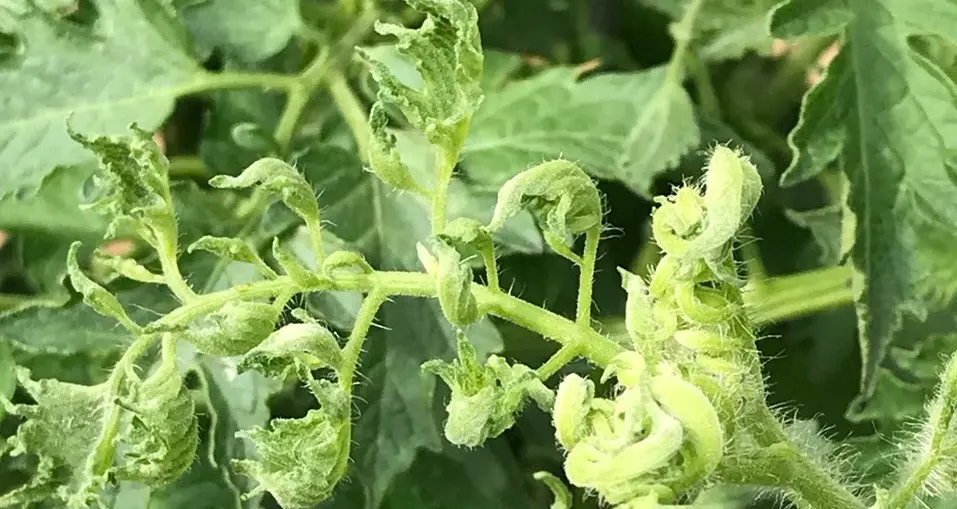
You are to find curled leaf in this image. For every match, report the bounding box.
[93,250,164,285]
[186,301,279,356]
[366,103,428,194]
[650,372,724,489]
[272,237,320,286]
[69,124,176,243]
[115,336,198,487]
[1,368,111,508]
[209,158,320,228]
[359,0,483,151]
[422,332,551,447]
[427,237,480,327]
[67,242,139,333]
[488,160,601,262]
[553,373,595,450]
[234,408,348,509]
[188,235,277,278]
[322,250,374,278]
[239,323,343,378]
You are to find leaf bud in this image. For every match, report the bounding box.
[322,250,374,278]
[425,237,480,327]
[209,158,321,231]
[67,242,140,333]
[188,236,277,279]
[553,373,595,450]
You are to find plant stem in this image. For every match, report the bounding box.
[156,235,196,302]
[535,342,582,380]
[883,352,957,509]
[274,47,333,148]
[339,288,388,389]
[664,0,705,84]
[429,118,472,235]
[687,50,720,120]
[744,265,853,325]
[178,72,299,96]
[327,70,373,161]
[149,271,624,368]
[575,227,600,326]
[167,156,207,179]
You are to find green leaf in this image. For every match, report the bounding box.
[462,66,699,195]
[785,204,843,266]
[0,164,105,238]
[0,0,206,196]
[770,0,957,401]
[238,322,343,378]
[641,0,778,61]
[0,285,174,355]
[180,0,301,62]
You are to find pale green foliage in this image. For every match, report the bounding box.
[419,236,481,326]
[115,337,198,487]
[185,301,279,356]
[209,158,321,230]
[234,409,347,509]
[321,250,374,277]
[359,0,484,152]
[188,236,277,279]
[68,125,176,245]
[0,368,111,507]
[367,104,430,194]
[66,241,140,332]
[239,322,344,378]
[488,160,602,263]
[422,332,553,447]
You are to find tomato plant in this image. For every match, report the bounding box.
[2,0,957,508]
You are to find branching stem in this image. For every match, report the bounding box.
[575,226,601,326]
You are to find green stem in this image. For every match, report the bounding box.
[575,226,600,326]
[339,288,388,390]
[535,342,582,380]
[721,405,865,509]
[744,265,853,324]
[148,271,623,368]
[327,70,373,161]
[882,352,957,509]
[274,47,333,148]
[177,72,299,96]
[167,156,207,179]
[664,0,706,84]
[687,50,720,120]
[156,235,196,302]
[430,118,472,234]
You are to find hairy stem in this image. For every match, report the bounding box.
[156,235,196,302]
[149,271,623,367]
[882,351,957,509]
[430,118,472,235]
[535,342,582,380]
[575,226,601,326]
[327,70,373,161]
[339,288,389,389]
[744,265,853,324]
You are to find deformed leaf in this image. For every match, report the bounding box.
[234,409,348,509]
[423,237,480,327]
[272,237,320,287]
[422,332,552,447]
[488,160,601,262]
[209,158,321,230]
[67,241,140,332]
[115,337,198,487]
[0,368,112,508]
[769,0,957,400]
[359,0,484,151]
[188,235,277,279]
[366,103,429,195]
[322,250,374,278]
[533,471,573,509]
[185,301,279,356]
[69,125,176,243]
[238,323,343,378]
